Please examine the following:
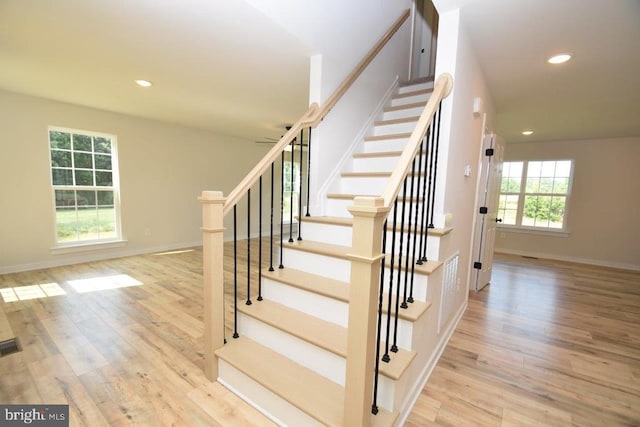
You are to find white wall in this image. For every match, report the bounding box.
[495,137,640,270]
[0,89,269,273]
[433,7,495,316]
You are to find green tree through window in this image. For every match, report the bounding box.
[49,128,121,244]
[498,160,573,230]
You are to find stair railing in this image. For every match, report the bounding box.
[199,8,410,389]
[345,72,453,423]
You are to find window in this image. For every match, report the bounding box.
[282,159,300,224]
[498,160,573,230]
[49,128,121,245]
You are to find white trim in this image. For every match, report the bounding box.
[494,248,640,272]
[396,300,467,426]
[316,77,400,215]
[0,240,202,275]
[51,239,128,254]
[498,226,569,238]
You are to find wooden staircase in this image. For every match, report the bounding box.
[212,78,455,426]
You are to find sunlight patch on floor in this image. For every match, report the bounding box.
[67,274,143,293]
[0,282,67,302]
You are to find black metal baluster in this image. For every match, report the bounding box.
[409,158,420,304]
[269,163,275,272]
[382,199,398,363]
[417,132,430,265]
[421,125,435,262]
[305,127,312,217]
[279,152,285,269]
[297,129,304,241]
[258,176,263,301]
[402,161,417,309]
[372,219,387,415]
[392,183,407,353]
[233,205,239,339]
[288,139,294,243]
[429,102,443,229]
[246,189,252,306]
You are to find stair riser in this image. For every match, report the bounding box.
[279,247,429,301]
[373,121,419,136]
[398,81,434,94]
[352,156,402,172]
[217,360,324,427]
[302,221,440,268]
[391,93,429,107]
[339,176,388,194]
[362,138,410,153]
[262,278,348,327]
[262,277,424,336]
[382,105,425,121]
[238,313,346,385]
[325,198,426,224]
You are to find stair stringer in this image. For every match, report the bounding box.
[315,77,400,216]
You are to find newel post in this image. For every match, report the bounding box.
[199,190,226,381]
[344,196,389,426]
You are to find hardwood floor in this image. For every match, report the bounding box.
[406,254,640,427]
[1,247,639,426]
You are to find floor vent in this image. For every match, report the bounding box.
[0,338,21,357]
[438,252,459,333]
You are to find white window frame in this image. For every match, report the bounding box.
[48,126,123,248]
[282,158,301,225]
[498,159,574,233]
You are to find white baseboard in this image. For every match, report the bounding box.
[395,300,467,427]
[0,240,203,275]
[494,248,640,272]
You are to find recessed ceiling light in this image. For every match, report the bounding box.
[135,79,152,87]
[522,130,534,136]
[547,54,572,64]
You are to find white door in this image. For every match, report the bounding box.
[473,133,505,291]
[410,0,438,79]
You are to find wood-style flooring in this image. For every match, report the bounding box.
[1,245,639,426]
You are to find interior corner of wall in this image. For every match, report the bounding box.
[309,54,323,105]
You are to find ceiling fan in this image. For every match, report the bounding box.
[255,125,308,148]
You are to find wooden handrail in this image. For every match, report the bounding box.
[381,73,453,208]
[224,103,318,215]
[223,9,410,215]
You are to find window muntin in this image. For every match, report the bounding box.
[498,160,573,231]
[49,128,121,244]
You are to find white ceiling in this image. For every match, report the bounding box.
[1,0,638,144]
[458,0,640,142]
[0,0,312,141]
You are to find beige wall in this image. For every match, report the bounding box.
[495,137,640,270]
[0,89,268,273]
[434,9,495,316]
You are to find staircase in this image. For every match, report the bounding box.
[212,78,454,426]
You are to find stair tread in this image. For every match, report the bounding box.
[364,132,411,142]
[392,88,433,99]
[216,336,343,425]
[238,298,418,379]
[383,101,427,113]
[281,240,440,275]
[327,193,423,203]
[262,267,349,302]
[216,337,398,427]
[341,171,424,178]
[239,298,347,357]
[300,215,453,236]
[263,267,431,321]
[353,151,403,158]
[374,116,420,126]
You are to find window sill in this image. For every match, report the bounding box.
[51,239,128,255]
[497,226,569,238]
